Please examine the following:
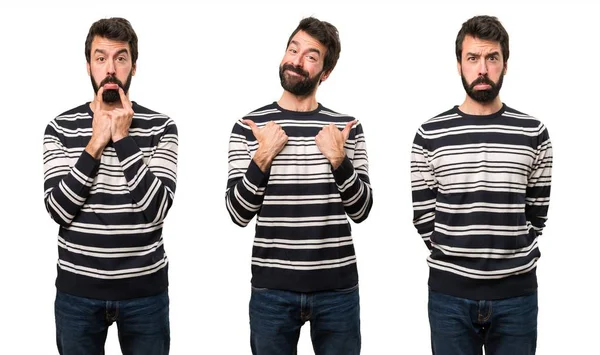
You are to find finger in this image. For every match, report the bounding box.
[242,119,259,137]
[118,87,132,110]
[94,87,105,111]
[341,120,357,140]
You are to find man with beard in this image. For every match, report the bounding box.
[225,17,372,355]
[43,17,176,354]
[411,15,552,354]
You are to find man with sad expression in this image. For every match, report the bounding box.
[43,18,177,355]
[226,17,373,355]
[411,16,552,354]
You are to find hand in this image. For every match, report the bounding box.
[109,87,134,142]
[243,119,288,172]
[315,120,356,169]
[85,87,113,159]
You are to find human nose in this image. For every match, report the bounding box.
[106,58,116,76]
[478,59,488,76]
[291,54,303,68]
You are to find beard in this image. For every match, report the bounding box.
[461,71,504,103]
[91,70,133,103]
[279,63,322,96]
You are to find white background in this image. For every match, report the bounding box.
[0,0,597,353]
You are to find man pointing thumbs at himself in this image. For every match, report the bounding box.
[226,17,373,355]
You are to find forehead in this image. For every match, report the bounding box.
[288,30,326,53]
[91,36,130,54]
[461,35,502,56]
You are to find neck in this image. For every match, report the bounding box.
[458,96,503,116]
[277,90,319,112]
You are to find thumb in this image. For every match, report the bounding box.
[341,120,356,141]
[242,119,260,137]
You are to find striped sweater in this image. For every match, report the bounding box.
[411,104,552,300]
[43,102,178,300]
[226,102,373,292]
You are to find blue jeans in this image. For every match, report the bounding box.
[55,290,170,355]
[428,289,537,355]
[249,284,361,355]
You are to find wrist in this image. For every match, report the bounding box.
[85,139,105,159]
[330,154,345,170]
[112,131,128,142]
[253,148,274,173]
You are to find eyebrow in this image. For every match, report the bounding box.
[93,48,130,57]
[289,40,321,56]
[466,51,500,58]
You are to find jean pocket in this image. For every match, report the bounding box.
[332,283,359,293]
[251,285,270,292]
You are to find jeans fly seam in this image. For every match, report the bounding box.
[480,301,492,323]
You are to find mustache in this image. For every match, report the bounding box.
[470,75,495,89]
[281,64,309,78]
[99,75,124,89]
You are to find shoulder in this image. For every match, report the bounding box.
[416,106,461,134]
[502,105,548,136]
[240,102,280,121]
[131,102,176,129]
[424,106,460,125]
[318,104,356,121]
[46,103,91,134]
[52,103,91,123]
[502,105,542,125]
[132,102,172,121]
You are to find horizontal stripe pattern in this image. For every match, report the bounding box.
[411,104,552,299]
[43,102,178,300]
[226,102,373,292]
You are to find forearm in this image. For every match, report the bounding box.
[526,131,552,235]
[44,146,99,226]
[411,136,437,249]
[333,157,373,223]
[226,159,269,227]
[113,135,178,223]
[412,192,436,250]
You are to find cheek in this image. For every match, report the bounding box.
[90,65,105,80]
[280,54,293,66]
[489,66,504,80]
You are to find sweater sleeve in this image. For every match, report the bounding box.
[331,121,373,223]
[43,120,100,227]
[525,123,552,236]
[411,127,437,250]
[112,118,178,224]
[225,120,270,227]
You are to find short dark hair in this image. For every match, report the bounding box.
[85,17,138,65]
[287,17,341,74]
[455,15,509,63]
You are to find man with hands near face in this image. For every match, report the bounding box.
[43,18,177,355]
[226,17,373,355]
[86,86,134,158]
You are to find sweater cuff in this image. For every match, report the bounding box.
[113,136,140,162]
[76,150,101,178]
[332,156,355,185]
[246,159,270,187]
